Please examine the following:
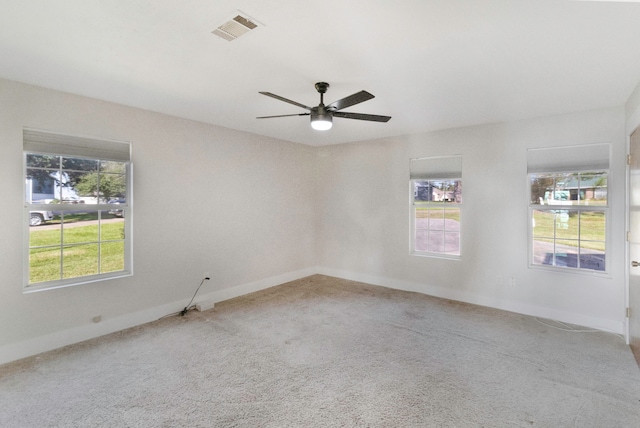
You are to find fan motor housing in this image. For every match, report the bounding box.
[312,105,332,121]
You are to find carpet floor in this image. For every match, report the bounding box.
[1,274,640,427]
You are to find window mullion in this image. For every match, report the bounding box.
[59,223,64,281]
[577,211,581,270]
[552,209,557,268]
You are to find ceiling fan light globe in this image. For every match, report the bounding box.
[311,115,332,131]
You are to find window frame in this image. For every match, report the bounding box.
[409,154,463,259]
[410,178,462,259]
[23,129,133,292]
[527,170,609,275]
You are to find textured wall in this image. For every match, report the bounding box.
[0,79,317,357]
[316,108,627,333]
[0,77,631,364]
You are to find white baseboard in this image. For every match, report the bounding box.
[316,267,625,336]
[0,267,318,366]
[197,266,319,305]
[1,265,623,366]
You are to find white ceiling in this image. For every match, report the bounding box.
[1,0,640,146]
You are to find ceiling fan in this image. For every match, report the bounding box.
[257,82,391,131]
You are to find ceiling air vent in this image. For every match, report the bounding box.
[212,14,259,41]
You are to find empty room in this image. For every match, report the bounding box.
[1,1,640,426]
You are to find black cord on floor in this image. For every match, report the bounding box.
[181,277,210,316]
[158,276,210,320]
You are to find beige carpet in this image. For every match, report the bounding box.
[1,275,640,427]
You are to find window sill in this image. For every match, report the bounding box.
[528,263,610,279]
[23,271,132,293]
[410,251,461,261]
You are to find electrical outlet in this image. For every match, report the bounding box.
[196,299,215,312]
[204,271,210,279]
[509,277,515,287]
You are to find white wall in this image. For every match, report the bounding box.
[316,107,628,333]
[0,77,631,365]
[626,80,640,135]
[0,79,318,364]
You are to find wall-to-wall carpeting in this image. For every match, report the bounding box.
[1,275,639,427]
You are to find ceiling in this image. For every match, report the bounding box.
[2,0,640,146]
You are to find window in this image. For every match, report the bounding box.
[23,129,132,291]
[410,155,462,257]
[527,144,609,273]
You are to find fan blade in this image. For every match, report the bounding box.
[333,111,391,122]
[259,92,311,111]
[327,90,375,111]
[256,113,310,119]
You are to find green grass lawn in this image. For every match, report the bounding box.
[29,219,125,284]
[415,207,460,222]
[533,210,605,251]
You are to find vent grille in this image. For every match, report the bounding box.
[212,14,259,41]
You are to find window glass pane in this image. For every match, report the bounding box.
[532,237,554,266]
[576,173,607,206]
[555,210,578,240]
[530,174,554,204]
[532,210,554,239]
[61,157,98,172]
[415,208,427,226]
[71,174,98,199]
[428,208,445,231]
[62,211,99,245]
[63,244,99,279]
[579,247,605,272]
[100,160,126,173]
[437,180,461,202]
[414,180,462,204]
[26,154,60,169]
[100,161,127,202]
[427,231,444,253]
[28,208,62,285]
[26,169,59,202]
[414,229,428,253]
[530,172,607,206]
[444,232,460,255]
[414,180,433,202]
[444,208,460,230]
[101,242,125,273]
[102,175,127,203]
[101,210,125,240]
[61,158,99,200]
[29,247,61,284]
[106,198,126,217]
[580,211,606,242]
[29,216,61,247]
[554,240,580,268]
[546,173,573,205]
